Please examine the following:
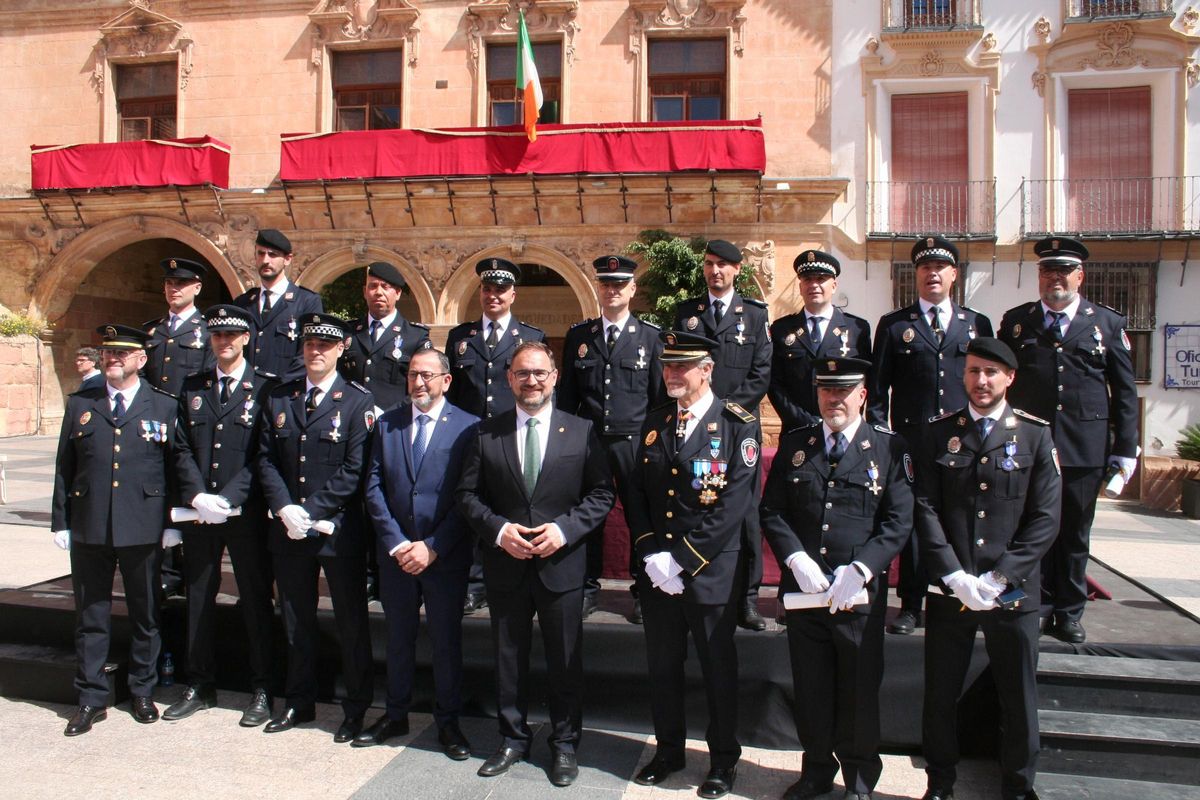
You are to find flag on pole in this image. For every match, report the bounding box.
[516,11,543,142]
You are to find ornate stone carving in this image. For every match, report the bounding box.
[466,1,581,73]
[1031,70,1047,97]
[981,32,996,52]
[628,0,748,57]
[1188,58,1200,88]
[742,240,775,294]
[508,234,527,259]
[92,1,195,97]
[1034,16,1052,43]
[401,241,461,293]
[919,50,945,76]
[1182,7,1200,36]
[865,36,879,55]
[21,222,83,258]
[1081,22,1149,70]
[308,0,421,67]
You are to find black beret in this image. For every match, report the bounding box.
[301,313,350,342]
[814,357,871,386]
[475,257,521,286]
[659,330,720,362]
[1034,236,1088,270]
[705,239,743,263]
[591,255,637,282]
[159,257,207,282]
[203,304,253,333]
[966,337,1018,370]
[256,229,293,254]
[96,323,149,350]
[366,261,407,289]
[911,235,959,267]
[793,249,840,277]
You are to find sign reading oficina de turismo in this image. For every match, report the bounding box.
[1164,325,1200,389]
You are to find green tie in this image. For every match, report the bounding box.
[523,418,540,494]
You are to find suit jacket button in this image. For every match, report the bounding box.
[665,533,673,539]
[821,524,830,531]
[977,510,986,518]
[671,468,679,475]
[299,476,306,483]
[112,480,119,487]
[981,456,988,464]
[216,424,223,431]
[819,547,827,554]
[976,538,984,546]
[214,443,221,449]
[980,483,988,491]
[666,511,673,518]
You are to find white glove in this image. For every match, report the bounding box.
[944,570,995,612]
[826,563,867,613]
[786,551,830,594]
[161,528,183,549]
[643,551,683,587]
[52,530,71,551]
[279,504,312,540]
[977,571,1006,601]
[1108,455,1138,480]
[657,575,685,595]
[191,493,232,525]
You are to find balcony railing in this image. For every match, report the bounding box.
[866,179,996,237]
[884,0,981,30]
[1067,0,1173,18]
[1021,177,1200,236]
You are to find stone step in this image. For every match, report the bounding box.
[1038,653,1200,719]
[1037,772,1200,800]
[1038,709,1200,785]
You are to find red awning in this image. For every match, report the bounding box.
[30,136,231,190]
[279,119,765,182]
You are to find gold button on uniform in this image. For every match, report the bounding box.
[666,511,673,518]
[977,510,986,518]
[112,480,119,487]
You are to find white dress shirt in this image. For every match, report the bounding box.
[677,389,715,444]
[1040,296,1081,338]
[260,277,292,314]
[106,380,141,412]
[304,372,339,409]
[496,402,563,546]
[918,298,954,336]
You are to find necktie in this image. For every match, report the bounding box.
[370,320,382,343]
[112,392,126,422]
[676,408,692,440]
[977,417,992,442]
[809,316,822,351]
[930,307,944,343]
[606,324,618,352]
[523,418,540,494]
[412,414,430,473]
[261,290,273,316]
[712,299,725,325]
[219,376,233,405]
[486,322,499,350]
[828,431,848,464]
[1047,311,1066,342]
[305,387,320,415]
[170,314,180,332]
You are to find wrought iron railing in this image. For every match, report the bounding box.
[1066,0,1173,18]
[866,179,996,237]
[1021,177,1200,236]
[884,0,981,29]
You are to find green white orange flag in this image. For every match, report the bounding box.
[516,11,543,142]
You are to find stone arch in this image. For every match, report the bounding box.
[32,215,239,323]
[299,244,436,323]
[438,243,598,325]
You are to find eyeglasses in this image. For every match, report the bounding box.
[409,371,448,383]
[99,348,139,360]
[511,369,554,382]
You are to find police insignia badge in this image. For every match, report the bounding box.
[903,328,915,343]
[457,340,468,356]
[784,333,796,346]
[686,316,699,331]
[191,396,203,411]
[1013,323,1022,337]
[792,450,805,467]
[1051,447,1061,476]
[578,343,588,358]
[903,453,915,484]
[645,429,658,446]
[740,438,759,467]
[948,436,962,454]
[1121,329,1131,350]
[364,410,376,432]
[707,422,719,433]
[275,412,286,428]
[79,411,91,425]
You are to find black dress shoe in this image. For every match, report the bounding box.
[887,609,920,635]
[131,696,159,723]
[162,685,217,720]
[477,745,524,777]
[438,722,472,761]
[629,598,643,625]
[582,594,599,618]
[1054,619,1086,643]
[634,755,686,786]
[240,689,272,727]
[64,705,106,736]
[463,594,488,615]
[698,766,736,798]
[738,601,767,631]
[842,792,873,800]
[549,752,579,786]
[351,715,409,747]
[334,715,364,743]
[783,777,834,800]
[263,706,316,733]
[921,790,954,800]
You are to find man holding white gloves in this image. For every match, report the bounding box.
[166,305,277,725]
[51,324,183,735]
[257,313,376,741]
[760,357,913,800]
[915,338,1061,800]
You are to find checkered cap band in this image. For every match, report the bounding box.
[303,322,345,339]
[914,247,956,263]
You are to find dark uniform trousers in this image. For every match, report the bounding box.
[999,300,1137,623]
[915,408,1061,800]
[51,380,179,707]
[174,370,277,691]
[628,397,760,769]
[674,296,771,606]
[258,375,375,717]
[868,303,992,614]
[760,422,912,794]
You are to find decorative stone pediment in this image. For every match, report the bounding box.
[92,0,194,95]
[308,0,421,67]
[465,0,580,73]
[628,0,747,56]
[860,30,999,95]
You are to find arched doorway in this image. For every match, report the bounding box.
[300,244,434,327]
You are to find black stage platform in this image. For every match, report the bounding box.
[1,560,1198,753]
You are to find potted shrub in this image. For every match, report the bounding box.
[1179,424,1200,519]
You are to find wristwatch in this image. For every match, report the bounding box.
[989,569,1009,586]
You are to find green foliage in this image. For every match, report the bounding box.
[320,269,367,322]
[625,229,762,329]
[0,311,48,338]
[1177,424,1200,461]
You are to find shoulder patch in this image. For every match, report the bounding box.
[724,401,756,423]
[1013,408,1050,426]
[872,424,895,435]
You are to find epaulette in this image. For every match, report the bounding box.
[960,305,982,315]
[348,380,371,394]
[568,318,596,331]
[253,367,278,380]
[784,421,822,436]
[648,400,675,415]
[742,297,768,309]
[1090,301,1126,319]
[69,385,104,397]
[142,317,165,330]
[637,317,661,330]
[411,321,430,330]
[1013,408,1050,426]
[840,310,867,321]
[724,401,756,423]
[873,424,895,435]
[880,307,907,319]
[519,321,544,333]
[150,385,177,398]
[927,410,957,424]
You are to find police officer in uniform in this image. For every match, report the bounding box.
[998,236,1138,643]
[163,305,277,727]
[557,254,664,620]
[257,313,375,742]
[915,338,1062,800]
[339,261,432,412]
[673,239,770,630]
[142,257,214,398]
[446,258,545,613]
[51,324,181,735]
[868,236,993,635]
[234,229,324,381]
[760,357,913,800]
[627,331,760,800]
[768,250,872,431]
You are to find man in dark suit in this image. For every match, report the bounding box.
[339,260,432,412]
[446,258,545,614]
[760,357,913,800]
[143,257,214,398]
[868,236,993,635]
[769,250,872,431]
[51,324,181,735]
[359,348,479,759]
[257,313,375,742]
[998,236,1138,643]
[626,331,760,800]
[163,305,277,727]
[457,341,614,787]
[74,346,103,392]
[557,254,664,620]
[233,229,324,382]
[914,338,1062,800]
[673,239,771,631]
